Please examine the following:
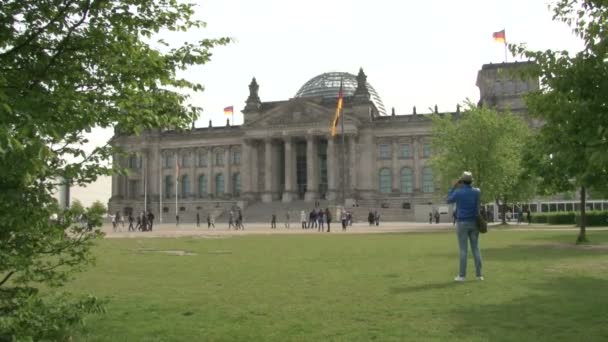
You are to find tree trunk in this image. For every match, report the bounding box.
[577,186,588,243]
[501,196,507,225]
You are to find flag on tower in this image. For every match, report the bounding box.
[330,80,344,137]
[493,30,506,43]
[223,106,234,116]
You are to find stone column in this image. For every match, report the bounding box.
[282,137,295,202]
[225,146,232,197]
[251,141,259,195]
[262,139,273,203]
[208,148,215,197]
[241,140,252,199]
[326,136,337,201]
[111,153,120,199]
[413,137,421,192]
[392,139,399,192]
[305,135,318,202]
[349,135,358,195]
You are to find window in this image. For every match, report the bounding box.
[198,174,207,197]
[128,180,139,199]
[422,167,434,193]
[233,173,241,196]
[379,168,392,194]
[231,150,241,165]
[494,81,502,95]
[164,175,173,198]
[215,149,224,166]
[400,144,411,158]
[198,150,208,167]
[215,173,224,196]
[378,144,390,159]
[422,144,431,158]
[182,153,190,168]
[163,154,174,169]
[400,167,413,193]
[128,154,139,169]
[181,175,190,197]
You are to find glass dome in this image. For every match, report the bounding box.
[294,72,386,116]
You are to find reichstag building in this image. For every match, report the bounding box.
[109,62,537,222]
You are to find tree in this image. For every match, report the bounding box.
[0,0,229,339]
[70,199,86,217]
[511,0,608,243]
[430,102,533,223]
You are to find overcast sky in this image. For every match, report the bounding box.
[80,0,584,206]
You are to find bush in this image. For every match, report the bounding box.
[575,211,608,227]
[531,213,548,223]
[546,212,576,225]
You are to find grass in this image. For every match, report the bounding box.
[69,229,608,341]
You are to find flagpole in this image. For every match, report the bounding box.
[175,156,178,223]
[159,154,163,223]
[144,155,147,213]
[504,42,508,63]
[340,99,346,206]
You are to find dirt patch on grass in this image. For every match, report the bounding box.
[136,248,197,256]
[544,243,608,251]
[546,260,608,274]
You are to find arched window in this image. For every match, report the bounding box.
[422,167,434,193]
[215,173,224,196]
[400,167,413,193]
[233,173,241,196]
[198,174,207,197]
[379,168,392,194]
[181,175,190,197]
[164,175,173,198]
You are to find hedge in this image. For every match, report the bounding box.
[530,211,608,226]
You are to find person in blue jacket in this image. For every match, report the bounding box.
[447,171,483,282]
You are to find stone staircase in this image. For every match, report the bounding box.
[239,200,331,224]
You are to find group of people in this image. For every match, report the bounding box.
[429,211,441,224]
[194,209,245,230]
[112,211,155,232]
[367,211,381,226]
[269,207,355,232]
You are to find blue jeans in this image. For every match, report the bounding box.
[456,220,482,277]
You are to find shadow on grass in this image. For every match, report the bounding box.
[449,276,608,341]
[390,281,456,294]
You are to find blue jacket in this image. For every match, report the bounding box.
[447,184,480,222]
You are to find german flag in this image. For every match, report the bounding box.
[223,106,234,115]
[330,80,344,137]
[493,30,506,44]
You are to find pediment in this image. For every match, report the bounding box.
[246,98,360,129]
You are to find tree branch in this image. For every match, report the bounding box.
[0,0,79,58]
[0,271,15,287]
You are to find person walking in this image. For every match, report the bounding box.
[127,214,134,232]
[207,213,215,229]
[434,211,440,224]
[341,209,347,231]
[526,209,532,225]
[237,210,245,230]
[271,213,277,229]
[429,212,433,224]
[447,171,483,282]
[196,211,200,228]
[325,208,332,232]
[300,210,307,229]
[147,211,154,231]
[285,211,290,229]
[318,210,324,232]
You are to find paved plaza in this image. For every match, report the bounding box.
[102,221,455,238]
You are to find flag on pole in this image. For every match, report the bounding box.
[223,106,234,116]
[492,30,506,43]
[330,80,344,137]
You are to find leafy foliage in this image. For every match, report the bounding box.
[511,0,608,242]
[0,0,229,339]
[430,102,533,204]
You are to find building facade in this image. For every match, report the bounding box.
[108,62,538,222]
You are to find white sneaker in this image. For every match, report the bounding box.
[454,276,465,282]
[477,276,484,281]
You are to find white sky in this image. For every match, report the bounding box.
[79,0,584,206]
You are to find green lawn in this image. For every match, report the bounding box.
[70,229,608,341]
